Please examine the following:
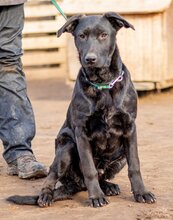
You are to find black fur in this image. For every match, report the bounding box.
[7,12,156,208]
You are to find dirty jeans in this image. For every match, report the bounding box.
[0,4,35,164]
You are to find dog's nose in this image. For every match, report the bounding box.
[85,53,97,64]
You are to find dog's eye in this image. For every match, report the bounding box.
[99,33,108,40]
[79,34,86,39]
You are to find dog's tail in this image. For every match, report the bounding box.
[7,195,38,205]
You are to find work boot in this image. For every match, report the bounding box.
[7,154,48,179]
[7,161,18,176]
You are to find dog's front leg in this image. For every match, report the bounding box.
[125,123,156,203]
[75,127,109,207]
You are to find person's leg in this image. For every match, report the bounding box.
[0,4,47,178]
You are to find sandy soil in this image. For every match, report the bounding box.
[0,77,173,220]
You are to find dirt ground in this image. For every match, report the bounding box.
[0,77,173,220]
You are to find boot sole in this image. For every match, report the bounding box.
[18,168,47,179]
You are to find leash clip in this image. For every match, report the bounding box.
[109,70,124,89]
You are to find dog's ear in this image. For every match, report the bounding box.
[57,14,84,37]
[104,12,135,31]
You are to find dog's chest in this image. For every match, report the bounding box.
[86,103,124,153]
[87,87,133,144]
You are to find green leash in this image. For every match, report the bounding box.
[50,0,68,20]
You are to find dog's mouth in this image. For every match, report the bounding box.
[84,67,115,83]
[82,60,103,68]
[84,63,98,68]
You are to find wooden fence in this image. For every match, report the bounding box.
[23,0,173,91]
[62,0,173,91]
[23,0,66,79]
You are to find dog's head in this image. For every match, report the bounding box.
[57,12,134,69]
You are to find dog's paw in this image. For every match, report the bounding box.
[100,181,120,196]
[134,191,156,204]
[89,197,109,208]
[37,188,54,208]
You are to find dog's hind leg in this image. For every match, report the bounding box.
[99,181,120,196]
[38,134,76,207]
[99,156,127,196]
[52,181,84,202]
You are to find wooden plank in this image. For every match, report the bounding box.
[22,48,66,66]
[156,79,173,90]
[27,0,51,2]
[117,14,164,82]
[23,20,57,34]
[165,2,173,80]
[117,15,141,81]
[27,0,62,3]
[24,65,66,80]
[23,17,65,35]
[23,1,66,79]
[133,82,155,91]
[62,0,172,15]
[25,5,59,18]
[151,14,164,81]
[66,35,80,80]
[27,0,57,4]
[23,35,66,50]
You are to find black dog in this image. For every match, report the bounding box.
[7,12,156,208]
